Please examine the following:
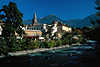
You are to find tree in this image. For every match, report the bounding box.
[0,2,24,38]
[95,0,100,57]
[56,39,62,46]
[90,0,100,41]
[85,0,100,41]
[47,40,56,48]
[0,38,8,55]
[0,2,24,54]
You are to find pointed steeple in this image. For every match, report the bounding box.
[32,12,38,25]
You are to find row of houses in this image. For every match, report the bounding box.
[0,12,72,40]
[23,12,72,40]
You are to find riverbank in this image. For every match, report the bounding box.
[0,44,81,58]
[0,42,96,67]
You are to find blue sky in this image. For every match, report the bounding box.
[0,0,95,20]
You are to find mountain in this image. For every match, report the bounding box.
[64,14,96,28]
[64,19,84,28]
[23,15,63,24]
[38,15,64,24]
[23,14,96,28]
[64,14,97,28]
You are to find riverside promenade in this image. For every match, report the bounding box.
[9,45,71,56]
[4,40,96,57]
[0,42,96,67]
[0,44,73,58]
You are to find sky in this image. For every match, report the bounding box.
[0,0,95,20]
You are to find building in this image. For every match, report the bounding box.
[50,21,72,39]
[51,21,58,36]
[24,30,42,39]
[42,24,48,33]
[23,12,72,40]
[57,21,72,32]
[0,20,4,36]
[62,25,72,32]
[26,12,42,30]
[0,25,2,35]
[24,12,43,39]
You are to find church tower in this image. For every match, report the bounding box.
[32,12,38,25]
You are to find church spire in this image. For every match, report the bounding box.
[32,12,38,25]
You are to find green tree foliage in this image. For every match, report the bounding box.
[1,2,24,38]
[32,40,40,48]
[88,0,100,41]
[0,38,8,55]
[47,40,56,48]
[94,0,100,41]
[40,41,46,48]
[40,41,49,48]
[56,39,62,46]
[0,2,24,54]
[62,32,73,45]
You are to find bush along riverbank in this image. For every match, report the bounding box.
[0,41,96,67]
[0,36,85,56]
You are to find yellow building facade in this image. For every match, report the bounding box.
[24,30,42,37]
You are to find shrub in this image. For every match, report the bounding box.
[56,39,62,46]
[47,40,56,48]
[41,41,49,48]
[0,38,9,55]
[72,35,84,44]
[9,37,20,52]
[39,42,46,48]
[32,40,40,48]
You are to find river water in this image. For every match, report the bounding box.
[0,42,96,67]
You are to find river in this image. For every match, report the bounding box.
[0,41,96,67]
